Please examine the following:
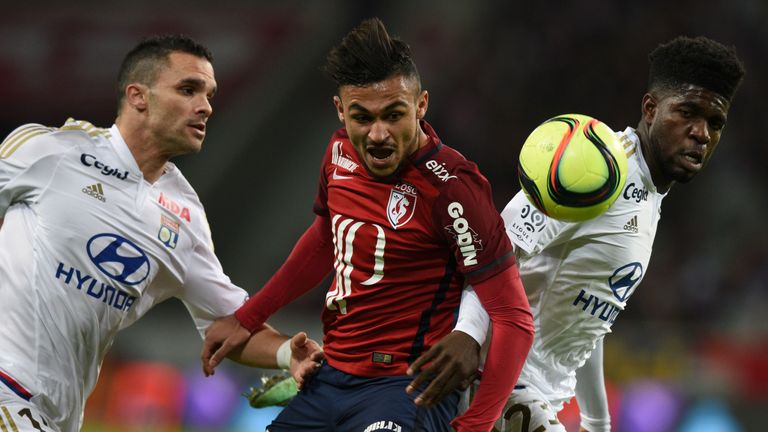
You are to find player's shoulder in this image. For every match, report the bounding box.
[1,118,110,162]
[413,141,488,192]
[163,164,204,208]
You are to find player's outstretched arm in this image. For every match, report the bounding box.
[575,338,610,432]
[405,330,480,407]
[200,215,334,375]
[202,321,324,384]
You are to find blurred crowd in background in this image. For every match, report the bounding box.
[1,1,765,431]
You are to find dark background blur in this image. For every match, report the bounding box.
[1,1,765,430]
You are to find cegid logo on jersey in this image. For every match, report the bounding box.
[387,182,417,229]
[623,182,648,203]
[80,153,129,180]
[446,202,482,266]
[425,160,457,182]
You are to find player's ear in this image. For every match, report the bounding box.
[641,93,657,125]
[416,90,429,119]
[125,83,148,112]
[333,96,344,123]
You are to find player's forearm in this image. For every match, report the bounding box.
[575,339,611,431]
[235,215,334,332]
[452,265,534,431]
[226,323,288,369]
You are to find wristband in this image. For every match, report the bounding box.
[276,339,292,370]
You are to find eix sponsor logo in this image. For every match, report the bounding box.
[623,182,648,203]
[425,160,457,182]
[446,202,481,266]
[80,153,129,180]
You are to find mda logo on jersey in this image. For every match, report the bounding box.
[87,233,151,285]
[387,183,417,229]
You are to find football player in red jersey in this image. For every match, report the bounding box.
[201,18,534,431]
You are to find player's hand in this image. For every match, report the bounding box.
[406,330,480,407]
[289,331,324,389]
[201,314,251,376]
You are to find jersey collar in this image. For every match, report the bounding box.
[108,124,143,177]
[622,127,665,196]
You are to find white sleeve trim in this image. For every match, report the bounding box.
[453,286,490,346]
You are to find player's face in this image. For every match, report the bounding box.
[641,85,729,191]
[146,52,216,156]
[334,75,428,178]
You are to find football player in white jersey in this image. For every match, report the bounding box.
[0,35,321,432]
[409,36,745,431]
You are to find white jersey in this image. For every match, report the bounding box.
[456,127,665,411]
[506,127,665,409]
[0,119,248,432]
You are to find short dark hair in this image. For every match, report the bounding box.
[648,36,745,101]
[116,34,213,112]
[323,17,420,89]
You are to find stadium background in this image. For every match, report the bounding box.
[1,1,765,430]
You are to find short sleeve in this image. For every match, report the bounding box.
[0,124,61,217]
[178,214,249,338]
[501,191,569,256]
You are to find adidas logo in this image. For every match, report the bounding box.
[82,183,106,202]
[623,215,638,233]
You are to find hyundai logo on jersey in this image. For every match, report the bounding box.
[87,234,150,285]
[609,262,643,302]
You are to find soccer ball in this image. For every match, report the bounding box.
[517,114,627,222]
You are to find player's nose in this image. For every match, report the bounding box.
[368,121,389,143]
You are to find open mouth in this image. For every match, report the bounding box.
[368,147,395,161]
[681,151,704,170]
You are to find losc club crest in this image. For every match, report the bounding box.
[387,183,417,229]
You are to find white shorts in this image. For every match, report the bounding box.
[458,383,566,432]
[0,385,60,432]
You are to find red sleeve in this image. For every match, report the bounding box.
[451,263,534,432]
[234,215,334,332]
[435,164,515,285]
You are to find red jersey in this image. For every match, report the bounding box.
[314,121,514,377]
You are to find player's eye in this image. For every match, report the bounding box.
[709,120,725,131]
[387,112,404,122]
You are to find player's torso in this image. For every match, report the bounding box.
[505,129,664,369]
[1,127,201,396]
[33,140,195,330]
[319,137,471,375]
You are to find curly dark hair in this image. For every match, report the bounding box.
[116,34,213,112]
[323,17,420,90]
[648,36,745,101]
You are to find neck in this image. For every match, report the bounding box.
[635,120,672,193]
[115,115,169,184]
